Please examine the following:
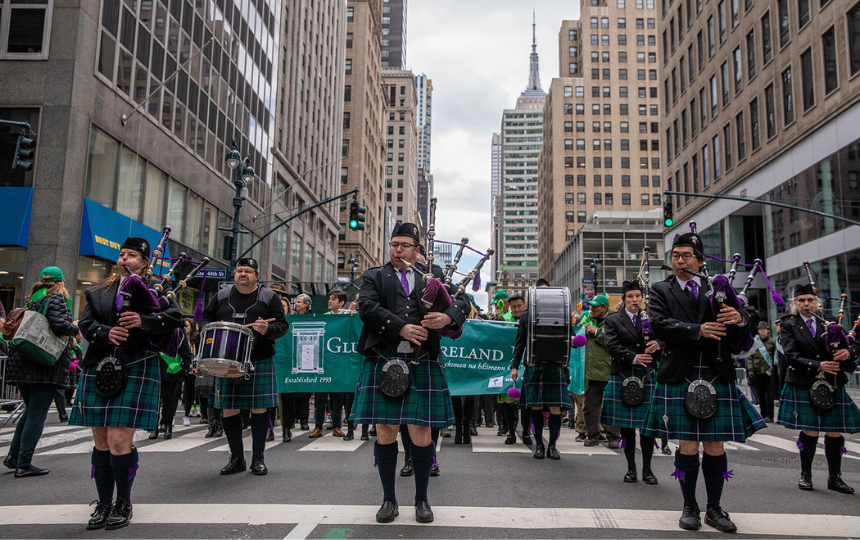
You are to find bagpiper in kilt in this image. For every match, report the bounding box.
[201,257,287,477]
[641,232,764,534]
[601,279,663,485]
[353,222,469,525]
[72,236,184,531]
[510,279,571,462]
[776,284,860,494]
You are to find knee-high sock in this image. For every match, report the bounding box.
[824,435,845,478]
[640,434,655,469]
[620,428,637,468]
[520,409,530,436]
[222,414,245,457]
[530,410,545,445]
[412,443,434,503]
[374,441,399,503]
[548,413,562,446]
[91,448,114,504]
[110,448,139,503]
[400,425,413,461]
[250,412,269,456]
[701,452,728,510]
[674,450,700,508]
[798,431,819,473]
[503,403,518,434]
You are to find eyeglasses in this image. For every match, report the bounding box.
[389,242,416,249]
[671,253,695,261]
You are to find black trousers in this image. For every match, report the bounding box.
[53,388,67,419]
[159,379,181,428]
[314,392,344,428]
[752,373,773,419]
[473,395,496,426]
[280,393,310,431]
[182,372,196,416]
[451,395,475,433]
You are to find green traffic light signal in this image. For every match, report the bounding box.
[664,217,674,227]
[662,199,674,227]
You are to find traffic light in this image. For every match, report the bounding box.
[663,198,674,227]
[12,133,35,171]
[348,201,365,231]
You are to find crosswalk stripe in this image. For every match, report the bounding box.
[0,426,79,444]
[138,428,214,453]
[0,504,856,536]
[723,441,760,451]
[298,434,367,452]
[748,433,803,453]
[208,430,309,453]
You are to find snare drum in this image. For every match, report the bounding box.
[196,322,254,378]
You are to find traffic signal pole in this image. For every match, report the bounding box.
[662,190,860,228]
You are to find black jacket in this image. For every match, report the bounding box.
[79,279,184,368]
[780,314,859,388]
[647,276,757,384]
[603,309,664,376]
[5,294,79,388]
[357,262,469,357]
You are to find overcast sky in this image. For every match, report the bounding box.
[407,0,580,309]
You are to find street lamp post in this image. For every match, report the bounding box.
[222,139,255,275]
[590,256,601,291]
[348,255,358,281]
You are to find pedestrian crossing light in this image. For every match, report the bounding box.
[12,133,35,171]
[663,198,674,228]
[348,201,365,231]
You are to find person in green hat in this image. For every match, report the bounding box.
[582,294,621,449]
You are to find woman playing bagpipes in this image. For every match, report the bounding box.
[70,236,184,531]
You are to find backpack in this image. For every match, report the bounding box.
[1,307,26,341]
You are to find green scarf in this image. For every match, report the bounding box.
[28,286,73,313]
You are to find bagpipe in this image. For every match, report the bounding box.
[400,197,494,339]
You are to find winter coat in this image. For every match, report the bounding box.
[748,335,776,375]
[5,294,79,388]
[584,312,612,382]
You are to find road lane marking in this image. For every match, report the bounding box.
[283,522,317,539]
[0,426,80,444]
[0,504,856,537]
[208,430,308,453]
[749,433,806,453]
[298,434,367,452]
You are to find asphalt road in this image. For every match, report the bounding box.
[0,410,858,539]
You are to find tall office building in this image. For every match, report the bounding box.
[338,0,387,279]
[495,18,546,283]
[0,0,284,315]
[271,0,346,286]
[415,73,432,173]
[381,0,406,68]
[659,0,860,323]
[538,0,664,282]
[417,168,431,240]
[490,132,503,275]
[382,69,419,227]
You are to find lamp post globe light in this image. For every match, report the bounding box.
[224,140,255,275]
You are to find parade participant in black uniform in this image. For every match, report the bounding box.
[71,237,184,530]
[777,284,860,494]
[201,258,287,476]
[498,293,526,444]
[352,222,469,524]
[641,232,765,534]
[510,279,572,460]
[602,280,662,484]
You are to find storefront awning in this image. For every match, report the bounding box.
[0,187,33,247]
[80,198,171,268]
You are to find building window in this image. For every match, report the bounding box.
[594,193,602,205]
[798,0,809,29]
[718,1,726,43]
[777,0,790,47]
[605,193,614,205]
[750,98,760,150]
[764,83,776,139]
[347,6,354,22]
[710,75,718,117]
[746,30,756,79]
[707,16,715,57]
[762,12,772,64]
[781,66,794,125]
[736,111,746,161]
[343,112,350,129]
[823,27,838,94]
[0,0,53,58]
[577,193,586,205]
[577,211,587,223]
[346,33,353,48]
[733,47,742,94]
[345,59,352,75]
[723,124,733,170]
[344,85,351,101]
[721,62,730,106]
[713,134,721,179]
[622,193,631,205]
[702,144,710,186]
[800,47,814,111]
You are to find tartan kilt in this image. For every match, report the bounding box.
[69,353,161,430]
[215,356,277,410]
[640,367,766,442]
[777,383,860,433]
[601,373,656,429]
[351,349,455,428]
[520,365,572,410]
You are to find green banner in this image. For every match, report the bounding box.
[273,315,586,396]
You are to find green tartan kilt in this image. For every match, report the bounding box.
[215,356,277,410]
[601,372,656,429]
[777,383,860,433]
[69,353,161,430]
[520,365,572,410]
[351,350,455,428]
[640,366,766,442]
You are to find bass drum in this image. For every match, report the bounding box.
[525,286,572,368]
[196,322,254,378]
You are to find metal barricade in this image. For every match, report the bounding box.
[0,354,24,425]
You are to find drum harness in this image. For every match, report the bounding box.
[226,286,260,381]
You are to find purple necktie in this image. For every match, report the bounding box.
[686,280,699,299]
[400,269,410,294]
[806,318,816,337]
[632,314,638,326]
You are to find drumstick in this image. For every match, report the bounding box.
[243,318,276,328]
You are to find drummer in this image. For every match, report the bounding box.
[200,258,287,476]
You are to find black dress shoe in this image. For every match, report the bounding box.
[798,470,813,490]
[376,501,399,523]
[505,433,517,445]
[343,429,354,441]
[827,474,855,494]
[415,501,434,523]
[213,427,224,437]
[662,444,672,455]
[575,432,587,442]
[205,427,215,438]
[3,454,17,470]
[87,500,112,530]
[163,427,172,440]
[462,432,472,444]
[283,430,292,443]
[220,454,247,475]
[266,428,275,442]
[533,445,546,459]
[522,433,533,446]
[623,467,637,483]
[250,452,268,476]
[148,429,159,440]
[469,425,478,436]
[58,415,68,422]
[368,427,377,436]
[360,429,369,441]
[14,464,50,478]
[546,445,560,460]
[104,498,132,530]
[300,422,310,431]
[400,458,414,477]
[679,505,701,531]
[430,464,440,477]
[641,468,658,485]
[704,506,737,533]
